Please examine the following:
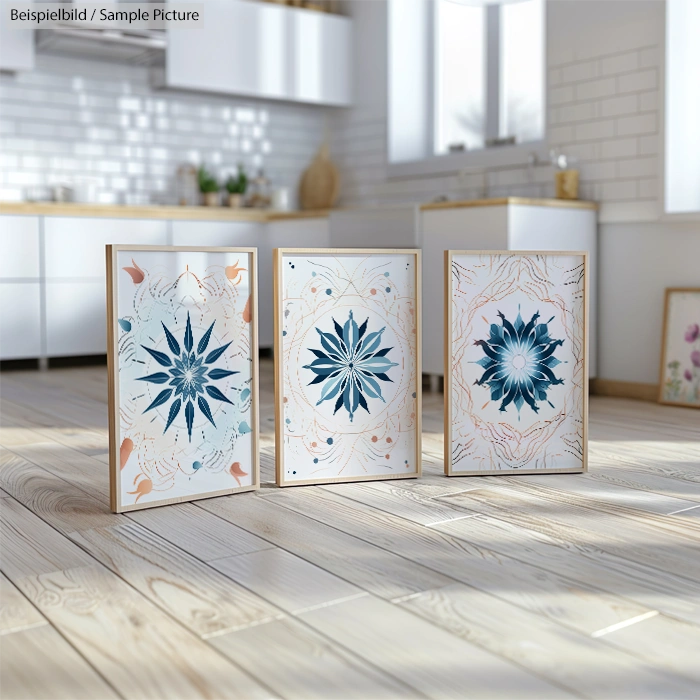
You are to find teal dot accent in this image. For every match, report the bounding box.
[326,437,333,445]
[385,287,391,293]
[384,272,390,277]
[313,458,319,463]
[326,289,332,295]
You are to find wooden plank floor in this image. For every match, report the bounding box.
[1,361,700,699]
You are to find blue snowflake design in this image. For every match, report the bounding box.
[137,312,238,441]
[474,308,564,415]
[303,310,398,422]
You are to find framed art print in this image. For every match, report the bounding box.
[445,250,588,476]
[659,288,700,408]
[274,248,422,486]
[106,245,259,512]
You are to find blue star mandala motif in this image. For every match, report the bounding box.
[474,308,564,415]
[303,310,398,422]
[137,312,238,441]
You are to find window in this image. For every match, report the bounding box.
[389,0,545,172]
[665,0,700,214]
[434,1,486,154]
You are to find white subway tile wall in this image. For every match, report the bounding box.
[331,44,661,214]
[0,55,326,205]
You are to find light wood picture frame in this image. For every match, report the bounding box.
[274,248,422,486]
[107,245,260,512]
[445,250,589,476]
[658,287,700,408]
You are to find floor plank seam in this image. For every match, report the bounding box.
[199,613,286,640]
[667,504,700,516]
[291,592,371,615]
[590,611,660,639]
[424,513,481,527]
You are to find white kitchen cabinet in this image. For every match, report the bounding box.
[45,281,106,356]
[44,217,168,279]
[420,201,598,377]
[0,283,41,359]
[290,9,351,106]
[0,215,40,278]
[0,215,42,360]
[0,0,34,72]
[166,0,351,106]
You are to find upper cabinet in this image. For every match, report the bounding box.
[0,0,34,71]
[290,9,351,106]
[166,0,352,107]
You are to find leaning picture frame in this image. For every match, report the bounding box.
[445,250,589,476]
[106,245,260,512]
[274,248,422,486]
[658,287,700,408]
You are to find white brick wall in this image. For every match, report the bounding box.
[0,28,664,220]
[0,55,325,205]
[332,41,662,219]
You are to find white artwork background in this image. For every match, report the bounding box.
[281,253,419,482]
[450,253,586,472]
[115,250,254,507]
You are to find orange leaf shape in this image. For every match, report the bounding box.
[242,295,252,323]
[123,259,144,284]
[119,438,133,470]
[127,477,152,503]
[229,462,248,487]
[225,262,246,282]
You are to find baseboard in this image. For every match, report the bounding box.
[590,378,659,402]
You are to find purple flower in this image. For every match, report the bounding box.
[685,324,700,343]
[684,369,693,382]
[692,350,700,368]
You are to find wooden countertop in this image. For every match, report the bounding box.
[0,197,598,220]
[420,197,598,211]
[0,201,331,222]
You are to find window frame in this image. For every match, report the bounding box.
[387,0,548,180]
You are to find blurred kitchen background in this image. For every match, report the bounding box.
[0,0,676,211]
[1,0,699,397]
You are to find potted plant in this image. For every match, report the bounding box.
[225,165,248,208]
[197,165,220,206]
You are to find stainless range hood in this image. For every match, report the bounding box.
[35,1,166,64]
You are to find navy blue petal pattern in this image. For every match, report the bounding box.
[137,312,240,441]
[474,308,564,415]
[303,310,398,422]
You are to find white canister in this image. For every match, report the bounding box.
[272,187,291,212]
